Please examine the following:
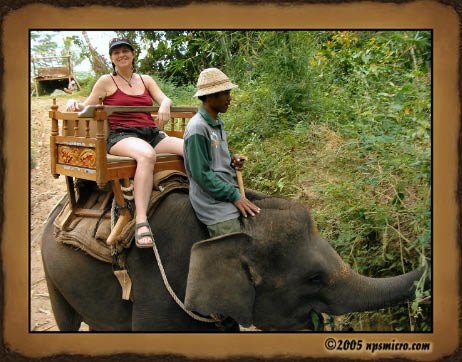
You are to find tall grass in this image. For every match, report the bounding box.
[224,31,431,331]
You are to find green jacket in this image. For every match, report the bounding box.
[183,107,240,225]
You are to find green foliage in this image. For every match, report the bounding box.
[31,31,60,82]
[74,73,97,95]
[48,30,431,331]
[115,30,233,84]
[154,78,198,106]
[61,36,84,69]
[224,31,431,332]
[31,31,59,58]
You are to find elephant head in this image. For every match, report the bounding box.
[184,196,425,330]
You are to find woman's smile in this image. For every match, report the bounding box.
[110,47,134,66]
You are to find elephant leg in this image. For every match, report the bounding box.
[46,277,82,331]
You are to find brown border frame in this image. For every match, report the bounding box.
[2,0,461,361]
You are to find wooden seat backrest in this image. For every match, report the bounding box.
[50,101,197,244]
[57,107,197,139]
[50,100,197,186]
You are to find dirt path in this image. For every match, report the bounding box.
[30,97,89,331]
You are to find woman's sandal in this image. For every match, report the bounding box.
[134,222,155,248]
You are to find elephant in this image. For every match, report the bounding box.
[41,188,426,331]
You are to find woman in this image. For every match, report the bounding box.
[65,37,183,248]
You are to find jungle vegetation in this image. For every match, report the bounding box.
[37,30,432,332]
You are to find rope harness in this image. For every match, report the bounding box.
[91,177,219,323]
[150,240,217,323]
[92,181,135,239]
[111,181,135,230]
[115,179,216,323]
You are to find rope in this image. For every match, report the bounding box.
[151,241,216,323]
[112,178,214,322]
[122,180,134,201]
[111,198,135,230]
[121,183,134,192]
[92,201,113,238]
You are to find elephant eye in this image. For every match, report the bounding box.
[307,274,322,284]
[298,274,324,297]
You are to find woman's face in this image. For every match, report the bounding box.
[110,46,135,68]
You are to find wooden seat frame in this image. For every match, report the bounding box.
[49,98,197,244]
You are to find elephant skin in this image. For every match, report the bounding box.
[41,189,426,331]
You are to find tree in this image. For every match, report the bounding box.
[61,36,84,70]
[31,31,58,60]
[118,31,260,85]
[82,31,111,76]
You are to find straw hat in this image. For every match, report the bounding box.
[194,68,238,97]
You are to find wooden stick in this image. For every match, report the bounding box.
[107,179,130,245]
[236,170,245,197]
[107,211,130,245]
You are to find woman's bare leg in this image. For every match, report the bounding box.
[110,137,156,246]
[155,136,184,156]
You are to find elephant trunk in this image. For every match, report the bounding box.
[323,266,425,315]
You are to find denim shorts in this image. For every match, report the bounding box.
[107,127,166,152]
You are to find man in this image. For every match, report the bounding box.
[184,68,260,237]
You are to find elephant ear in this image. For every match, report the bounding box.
[184,232,255,327]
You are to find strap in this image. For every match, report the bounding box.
[135,222,150,229]
[92,201,113,238]
[139,74,147,90]
[109,74,120,89]
[136,232,152,238]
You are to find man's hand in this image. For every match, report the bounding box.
[234,196,261,218]
[231,154,247,170]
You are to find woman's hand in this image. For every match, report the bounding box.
[65,99,80,112]
[146,76,172,129]
[156,99,172,129]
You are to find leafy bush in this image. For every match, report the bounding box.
[61,30,431,331]
[224,31,431,332]
[154,78,198,106]
[74,73,97,95]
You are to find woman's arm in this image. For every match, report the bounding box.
[143,75,172,127]
[65,75,110,111]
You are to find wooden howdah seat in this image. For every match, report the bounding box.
[49,98,197,245]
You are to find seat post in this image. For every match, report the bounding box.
[95,97,108,189]
[50,98,59,179]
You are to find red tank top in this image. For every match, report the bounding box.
[104,74,157,129]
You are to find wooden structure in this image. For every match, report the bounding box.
[49,99,197,244]
[32,55,81,96]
